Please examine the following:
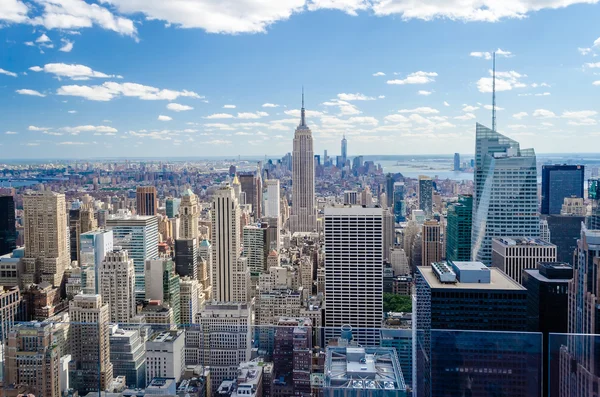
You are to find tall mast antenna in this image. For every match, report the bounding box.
[492,51,497,132]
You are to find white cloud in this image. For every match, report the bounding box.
[337,93,375,101]
[24,41,34,46]
[513,112,528,119]
[535,92,551,96]
[0,68,17,77]
[398,107,439,114]
[25,143,40,146]
[384,114,410,123]
[595,37,600,47]
[370,1,596,22]
[443,101,450,107]
[477,70,527,93]
[59,39,74,52]
[30,63,118,80]
[562,110,598,119]
[378,95,385,99]
[373,72,386,76]
[470,51,492,60]
[322,99,360,115]
[167,103,194,112]
[158,115,172,121]
[0,0,29,24]
[205,139,232,145]
[28,126,50,131]
[223,104,236,109]
[57,82,202,101]
[237,111,269,119]
[36,33,51,43]
[462,105,479,112]
[418,90,432,96]
[61,125,118,134]
[204,113,235,119]
[508,124,527,130]
[585,62,600,68]
[5,131,18,135]
[495,48,512,57]
[579,47,592,55]
[594,81,600,86]
[387,71,437,85]
[532,109,556,118]
[16,89,45,97]
[483,104,504,110]
[58,141,87,145]
[68,110,77,114]
[454,113,476,120]
[262,103,279,108]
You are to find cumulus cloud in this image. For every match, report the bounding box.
[57,82,202,101]
[30,63,119,80]
[513,112,528,119]
[16,89,46,97]
[0,68,18,77]
[158,115,172,121]
[223,104,236,109]
[585,62,600,68]
[204,113,235,119]
[455,113,476,120]
[322,99,361,115]
[36,33,51,43]
[5,131,18,135]
[387,71,437,85]
[418,90,432,96]
[579,47,592,55]
[167,103,194,112]
[262,103,279,108]
[59,39,74,52]
[398,107,439,114]
[477,70,527,93]
[373,72,386,76]
[443,101,450,107]
[61,125,118,134]
[237,111,269,119]
[337,93,375,101]
[462,105,479,112]
[532,109,556,118]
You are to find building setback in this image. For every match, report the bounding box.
[491,237,557,284]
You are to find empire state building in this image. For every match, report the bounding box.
[289,91,317,233]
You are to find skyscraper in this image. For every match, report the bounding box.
[99,248,137,323]
[471,124,539,264]
[69,294,113,393]
[239,171,262,219]
[491,237,557,284]
[165,197,181,219]
[264,179,281,221]
[22,191,70,288]
[79,229,114,294]
[386,174,395,208]
[145,257,181,325]
[107,211,159,298]
[289,92,317,234]
[242,223,268,272]
[393,182,406,222]
[178,188,200,239]
[136,186,157,216]
[0,195,16,256]
[341,134,347,165]
[453,152,461,171]
[324,206,383,345]
[421,220,442,266]
[417,176,433,216]
[445,195,473,261]
[541,164,584,215]
[211,184,243,302]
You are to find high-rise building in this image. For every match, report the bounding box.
[445,195,473,261]
[264,179,281,220]
[421,220,442,266]
[341,134,348,165]
[541,164,584,215]
[174,238,198,279]
[324,206,383,345]
[179,276,200,325]
[107,211,159,298]
[146,330,185,384]
[453,152,460,171]
[145,258,181,325]
[109,327,147,389]
[69,203,98,263]
[79,229,113,294]
[69,294,113,393]
[211,184,247,302]
[136,186,157,216]
[239,171,262,219]
[178,189,200,239]
[99,249,137,323]
[544,207,585,263]
[198,239,212,300]
[165,197,181,219]
[522,262,572,397]
[0,286,21,341]
[289,93,317,234]
[22,191,70,288]
[6,322,61,397]
[262,216,280,252]
[417,176,433,216]
[343,190,358,205]
[471,124,539,264]
[383,208,395,261]
[0,195,17,256]
[560,223,600,397]
[242,224,268,272]
[272,318,312,396]
[392,182,406,223]
[186,302,252,389]
[386,174,395,208]
[491,237,557,284]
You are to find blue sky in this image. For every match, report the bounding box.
[1,0,600,159]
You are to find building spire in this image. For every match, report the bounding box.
[300,86,306,127]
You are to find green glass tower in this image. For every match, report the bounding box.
[446,195,473,261]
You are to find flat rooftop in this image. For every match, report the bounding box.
[453,261,488,271]
[493,237,555,247]
[418,266,526,291]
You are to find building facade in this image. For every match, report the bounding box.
[136,186,157,216]
[99,249,137,323]
[0,195,17,256]
[417,176,433,216]
[445,194,472,261]
[264,179,281,221]
[491,237,557,284]
[421,220,442,266]
[541,164,584,215]
[146,330,185,384]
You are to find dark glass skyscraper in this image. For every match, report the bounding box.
[541,164,584,215]
[453,152,460,171]
[446,195,473,261]
[393,182,405,222]
[0,196,16,256]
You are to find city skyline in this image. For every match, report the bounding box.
[1,2,600,157]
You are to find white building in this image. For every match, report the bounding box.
[146,330,185,384]
[491,237,557,284]
[264,179,281,221]
[186,302,252,389]
[99,249,136,323]
[178,189,200,240]
[390,248,410,276]
[79,229,114,294]
[179,276,200,325]
[324,206,384,345]
[289,94,317,234]
[242,224,268,272]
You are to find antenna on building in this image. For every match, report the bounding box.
[492,51,497,132]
